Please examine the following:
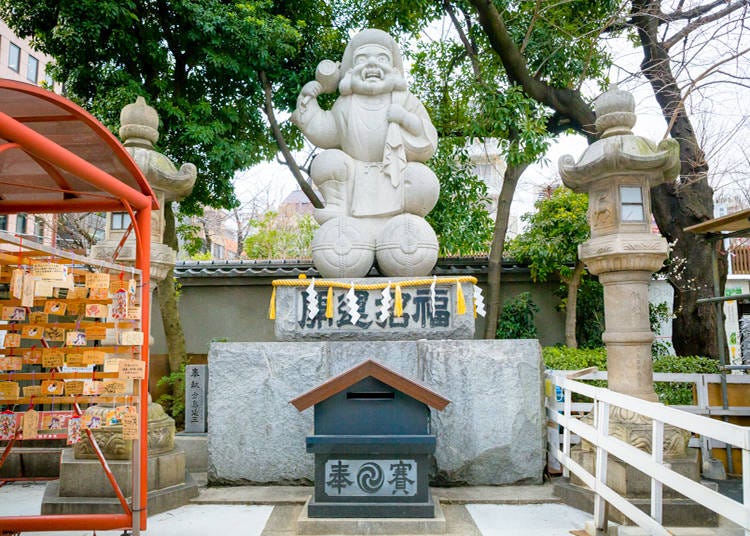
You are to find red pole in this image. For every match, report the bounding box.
[0,199,126,213]
[0,514,131,532]
[134,206,151,532]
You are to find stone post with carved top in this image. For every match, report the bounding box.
[559,86,693,457]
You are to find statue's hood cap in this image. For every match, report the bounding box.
[341,29,404,75]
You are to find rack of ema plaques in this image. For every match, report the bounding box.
[0,232,145,518]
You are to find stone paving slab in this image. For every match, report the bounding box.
[260,503,482,536]
[194,484,560,506]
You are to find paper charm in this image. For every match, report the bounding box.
[306,278,319,320]
[473,285,486,317]
[122,413,138,440]
[345,283,360,325]
[429,276,437,314]
[111,289,129,319]
[377,282,392,323]
[66,417,82,445]
[10,269,23,299]
[0,412,17,440]
[21,272,35,307]
[82,414,103,429]
[22,409,39,439]
[0,412,16,440]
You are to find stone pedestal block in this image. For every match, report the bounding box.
[42,447,198,516]
[554,447,718,526]
[207,339,544,486]
[58,447,185,497]
[297,498,447,535]
[0,447,62,479]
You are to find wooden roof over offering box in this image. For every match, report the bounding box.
[291,359,451,411]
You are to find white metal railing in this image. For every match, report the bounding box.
[545,370,750,536]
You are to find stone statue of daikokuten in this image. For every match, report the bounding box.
[292,29,441,278]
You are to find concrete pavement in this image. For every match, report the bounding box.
[0,477,741,535]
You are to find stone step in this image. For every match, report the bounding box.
[193,483,561,506]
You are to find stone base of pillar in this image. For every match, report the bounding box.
[41,447,199,516]
[554,447,718,526]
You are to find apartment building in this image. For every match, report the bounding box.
[0,19,62,246]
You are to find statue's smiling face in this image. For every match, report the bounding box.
[351,44,396,95]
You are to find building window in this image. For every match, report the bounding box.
[33,217,44,242]
[211,243,225,259]
[620,186,645,222]
[15,213,27,234]
[27,55,39,83]
[44,71,54,88]
[8,42,20,73]
[111,212,131,230]
[0,215,7,231]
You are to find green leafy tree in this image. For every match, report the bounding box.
[496,291,538,339]
[244,212,317,260]
[426,142,493,255]
[507,187,590,347]
[1,0,346,373]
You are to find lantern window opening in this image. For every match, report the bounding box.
[620,185,645,222]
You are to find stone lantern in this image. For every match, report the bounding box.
[86,97,196,458]
[559,85,679,403]
[554,87,718,523]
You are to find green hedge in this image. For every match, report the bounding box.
[543,346,720,405]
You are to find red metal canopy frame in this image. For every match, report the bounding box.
[0,80,157,534]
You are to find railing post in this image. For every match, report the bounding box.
[743,429,750,536]
[547,375,563,474]
[651,418,664,524]
[594,399,610,532]
[563,381,572,479]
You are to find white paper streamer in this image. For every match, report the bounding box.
[378,282,392,322]
[345,283,360,325]
[306,278,319,320]
[473,285,486,317]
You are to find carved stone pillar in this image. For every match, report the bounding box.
[559,85,680,403]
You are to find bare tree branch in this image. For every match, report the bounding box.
[663,0,735,22]
[663,1,748,50]
[259,70,323,209]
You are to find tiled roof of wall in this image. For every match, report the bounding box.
[174,257,529,278]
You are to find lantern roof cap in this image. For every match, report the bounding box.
[559,85,680,191]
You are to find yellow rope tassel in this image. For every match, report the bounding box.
[268,286,277,320]
[456,281,466,315]
[325,286,334,318]
[394,284,403,317]
[473,300,477,319]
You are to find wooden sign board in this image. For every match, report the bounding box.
[118,359,145,380]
